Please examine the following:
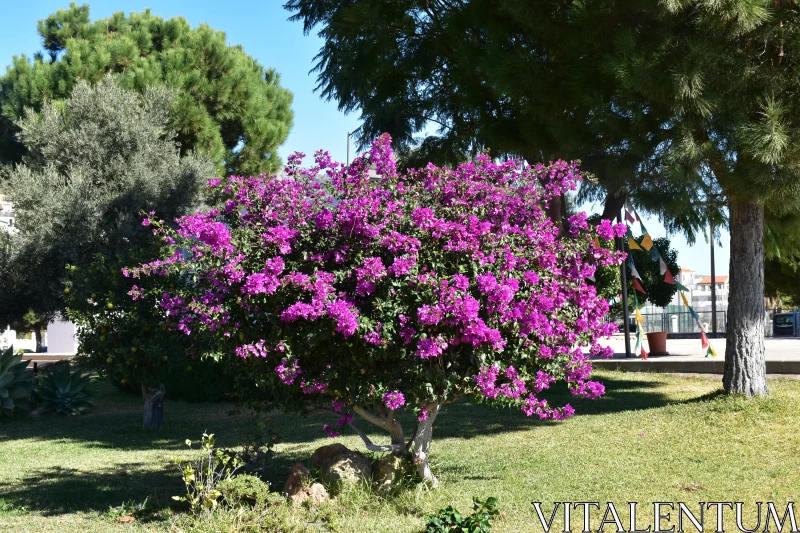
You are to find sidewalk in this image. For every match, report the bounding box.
[588,336,800,374]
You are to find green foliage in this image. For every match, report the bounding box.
[626,236,680,309]
[0,346,33,417]
[590,228,680,315]
[2,76,213,332]
[0,3,293,176]
[172,433,244,513]
[234,411,281,475]
[218,474,274,508]
[33,365,94,416]
[765,258,800,306]
[425,497,499,533]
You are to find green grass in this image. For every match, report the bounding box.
[1,372,799,532]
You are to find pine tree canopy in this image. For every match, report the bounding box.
[288,0,800,395]
[287,0,800,235]
[0,3,294,176]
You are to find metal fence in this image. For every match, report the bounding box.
[629,308,798,336]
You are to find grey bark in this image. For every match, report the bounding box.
[408,402,441,487]
[723,201,768,396]
[33,326,43,353]
[142,383,165,429]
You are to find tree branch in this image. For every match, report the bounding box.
[347,421,404,453]
[352,405,395,432]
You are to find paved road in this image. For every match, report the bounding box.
[589,335,800,360]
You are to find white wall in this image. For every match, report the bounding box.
[46,318,77,354]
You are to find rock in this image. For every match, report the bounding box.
[311,444,372,486]
[310,443,351,469]
[373,454,412,493]
[289,483,329,507]
[283,462,310,497]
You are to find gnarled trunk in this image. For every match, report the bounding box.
[33,326,43,353]
[723,201,768,396]
[409,403,441,487]
[142,383,165,429]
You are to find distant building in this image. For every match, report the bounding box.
[639,267,729,332]
[0,195,77,354]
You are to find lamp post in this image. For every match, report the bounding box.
[618,209,632,358]
[710,223,717,337]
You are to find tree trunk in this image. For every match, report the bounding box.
[409,403,441,487]
[33,326,43,353]
[723,201,768,396]
[601,192,627,221]
[142,383,165,429]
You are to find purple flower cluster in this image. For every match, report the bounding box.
[383,391,406,410]
[130,133,623,431]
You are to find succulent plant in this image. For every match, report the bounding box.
[0,346,34,416]
[35,365,94,416]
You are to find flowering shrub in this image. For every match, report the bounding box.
[127,134,625,484]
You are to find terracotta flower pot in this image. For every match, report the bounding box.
[645,331,669,356]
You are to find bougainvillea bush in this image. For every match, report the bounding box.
[127,134,625,484]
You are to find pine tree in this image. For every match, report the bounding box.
[1,3,293,176]
[288,0,800,396]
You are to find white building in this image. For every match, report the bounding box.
[0,195,77,354]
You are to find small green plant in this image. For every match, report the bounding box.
[0,498,27,516]
[425,497,500,533]
[34,365,94,415]
[172,433,244,512]
[0,346,34,417]
[104,497,150,520]
[232,409,281,475]
[218,474,274,508]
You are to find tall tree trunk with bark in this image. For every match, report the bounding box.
[33,326,43,353]
[723,201,768,396]
[142,383,165,428]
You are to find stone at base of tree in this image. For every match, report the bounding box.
[289,483,329,507]
[310,443,351,468]
[311,443,372,487]
[141,383,165,429]
[283,463,328,506]
[373,454,413,493]
[283,463,310,497]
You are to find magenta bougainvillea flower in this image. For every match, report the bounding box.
[125,133,623,485]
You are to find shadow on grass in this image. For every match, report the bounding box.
[0,456,304,518]
[0,465,179,518]
[2,374,725,451]
[0,375,727,517]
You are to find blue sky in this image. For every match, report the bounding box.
[0,1,730,275]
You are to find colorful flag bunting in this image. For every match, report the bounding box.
[635,308,644,324]
[594,236,601,249]
[659,258,668,275]
[706,345,718,358]
[676,281,689,292]
[641,233,653,250]
[628,257,642,280]
[641,345,649,360]
[651,247,660,261]
[701,331,709,349]
[664,269,675,284]
[680,292,690,308]
[633,278,647,294]
[628,236,642,250]
[626,210,636,223]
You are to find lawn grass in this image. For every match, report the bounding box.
[1,371,799,532]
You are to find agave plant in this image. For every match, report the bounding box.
[35,365,94,416]
[0,346,34,416]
